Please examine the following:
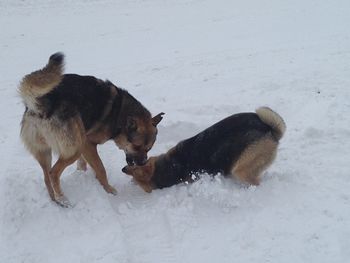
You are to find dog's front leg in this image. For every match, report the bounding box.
[81,142,117,195]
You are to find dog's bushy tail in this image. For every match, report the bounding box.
[256,107,286,141]
[19,52,64,109]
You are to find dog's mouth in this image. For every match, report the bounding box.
[126,158,136,166]
[126,155,147,166]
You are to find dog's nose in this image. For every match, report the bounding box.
[122,166,128,173]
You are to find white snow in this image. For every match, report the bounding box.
[1,0,350,262]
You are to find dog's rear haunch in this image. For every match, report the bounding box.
[122,107,286,192]
[20,52,164,207]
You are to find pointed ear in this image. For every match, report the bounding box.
[134,163,153,182]
[143,165,154,181]
[152,112,165,127]
[126,117,137,132]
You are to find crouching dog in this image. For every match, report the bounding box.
[19,53,164,207]
[122,107,285,192]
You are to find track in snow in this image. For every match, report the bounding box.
[110,183,178,263]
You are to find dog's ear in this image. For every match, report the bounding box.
[142,164,154,181]
[130,163,153,182]
[152,112,165,127]
[126,117,137,132]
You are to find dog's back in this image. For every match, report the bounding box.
[159,107,285,185]
[37,74,115,131]
[172,108,284,173]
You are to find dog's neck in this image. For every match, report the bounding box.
[108,88,125,138]
[109,88,151,139]
[150,150,192,189]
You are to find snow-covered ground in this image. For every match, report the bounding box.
[1,0,350,262]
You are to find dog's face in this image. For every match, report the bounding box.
[122,158,156,192]
[115,113,164,166]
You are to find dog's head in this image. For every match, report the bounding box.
[115,113,164,166]
[122,158,156,193]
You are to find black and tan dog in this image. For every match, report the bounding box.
[19,52,164,206]
[122,107,285,192]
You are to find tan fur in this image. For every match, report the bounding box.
[77,124,114,171]
[132,118,157,149]
[20,111,121,206]
[50,151,81,205]
[87,125,112,144]
[114,134,133,152]
[114,118,157,154]
[19,54,163,206]
[21,114,85,159]
[231,136,277,185]
[21,111,159,206]
[81,142,117,194]
[19,59,64,111]
[34,149,54,200]
[144,157,157,178]
[123,157,157,192]
[21,113,86,206]
[255,107,286,140]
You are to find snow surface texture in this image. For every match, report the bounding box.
[1,0,350,262]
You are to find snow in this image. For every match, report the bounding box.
[1,0,350,262]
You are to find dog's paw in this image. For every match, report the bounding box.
[54,195,73,208]
[104,185,118,196]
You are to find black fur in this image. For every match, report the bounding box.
[151,113,273,189]
[37,74,150,136]
[49,52,64,65]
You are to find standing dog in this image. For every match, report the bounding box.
[20,53,164,206]
[122,107,285,192]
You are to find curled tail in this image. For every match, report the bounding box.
[256,106,286,141]
[19,52,64,110]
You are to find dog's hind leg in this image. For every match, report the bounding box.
[231,136,277,185]
[49,152,81,207]
[47,116,86,207]
[34,149,54,200]
[81,142,117,195]
[21,115,56,200]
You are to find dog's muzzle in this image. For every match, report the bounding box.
[126,154,147,166]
